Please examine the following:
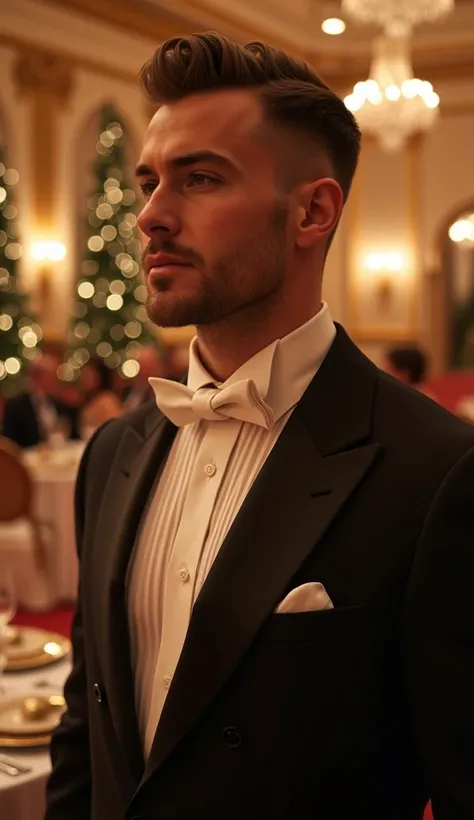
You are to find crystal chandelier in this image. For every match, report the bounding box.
[344,35,440,151]
[341,0,454,37]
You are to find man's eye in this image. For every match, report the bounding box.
[141,182,157,198]
[187,173,216,187]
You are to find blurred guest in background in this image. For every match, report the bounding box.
[383,344,435,398]
[165,344,189,382]
[79,357,122,438]
[123,345,166,411]
[2,354,77,448]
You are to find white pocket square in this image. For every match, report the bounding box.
[275,582,334,614]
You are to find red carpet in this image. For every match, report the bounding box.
[11,606,434,819]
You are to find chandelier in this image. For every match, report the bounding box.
[341,0,454,37]
[344,35,440,151]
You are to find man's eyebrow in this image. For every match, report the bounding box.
[135,151,235,177]
[135,163,154,178]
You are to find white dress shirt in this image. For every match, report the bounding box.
[127,303,336,757]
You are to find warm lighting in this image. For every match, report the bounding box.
[341,0,454,37]
[362,251,408,313]
[78,282,95,299]
[322,18,346,35]
[121,359,140,378]
[365,252,404,271]
[0,314,13,332]
[30,240,66,262]
[109,279,126,295]
[449,217,474,246]
[106,294,124,311]
[344,35,440,151]
[5,357,21,375]
[87,235,105,252]
[97,341,113,358]
[44,641,62,656]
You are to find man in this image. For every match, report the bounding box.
[2,354,77,448]
[46,33,474,820]
[122,345,166,411]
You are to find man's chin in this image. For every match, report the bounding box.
[146,295,200,329]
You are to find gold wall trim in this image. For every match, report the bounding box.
[429,197,474,372]
[13,50,74,234]
[12,50,74,338]
[40,0,196,41]
[405,134,423,343]
[0,33,138,86]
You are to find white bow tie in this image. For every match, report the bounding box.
[149,377,275,429]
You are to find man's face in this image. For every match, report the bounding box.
[137,90,291,329]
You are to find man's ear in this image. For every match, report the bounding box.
[294,178,343,249]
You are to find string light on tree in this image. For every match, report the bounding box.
[0,153,39,397]
[65,104,154,381]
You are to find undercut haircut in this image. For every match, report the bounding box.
[140,32,361,202]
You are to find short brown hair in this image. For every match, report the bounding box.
[140,32,360,201]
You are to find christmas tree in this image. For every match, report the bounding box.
[0,154,40,398]
[65,104,152,382]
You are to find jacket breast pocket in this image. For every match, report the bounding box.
[260,602,374,644]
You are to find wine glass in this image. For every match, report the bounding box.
[0,572,17,694]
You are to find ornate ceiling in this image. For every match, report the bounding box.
[42,0,474,87]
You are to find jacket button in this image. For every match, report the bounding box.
[93,683,103,703]
[223,726,242,748]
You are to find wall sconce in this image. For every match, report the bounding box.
[30,240,67,316]
[448,215,474,248]
[363,251,405,312]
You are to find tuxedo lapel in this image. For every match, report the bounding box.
[91,407,177,783]
[142,326,382,783]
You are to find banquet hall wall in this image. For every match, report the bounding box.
[1,0,474,372]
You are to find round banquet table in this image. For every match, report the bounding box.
[0,658,71,820]
[23,442,84,606]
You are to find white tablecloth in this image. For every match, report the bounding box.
[0,658,71,820]
[24,443,84,605]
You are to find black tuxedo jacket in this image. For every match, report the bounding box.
[45,327,474,820]
[2,392,79,448]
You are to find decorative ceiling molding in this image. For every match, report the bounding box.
[40,0,198,41]
[2,29,474,101]
[39,0,474,88]
[13,48,74,103]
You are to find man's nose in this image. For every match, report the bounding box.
[137,191,180,238]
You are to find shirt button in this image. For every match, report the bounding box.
[178,566,190,583]
[204,462,216,477]
[163,675,172,690]
[223,726,242,748]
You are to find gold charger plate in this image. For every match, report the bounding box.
[0,693,65,737]
[0,733,51,749]
[5,629,71,672]
[0,692,65,748]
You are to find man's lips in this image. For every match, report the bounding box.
[146,253,193,271]
[146,254,194,281]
